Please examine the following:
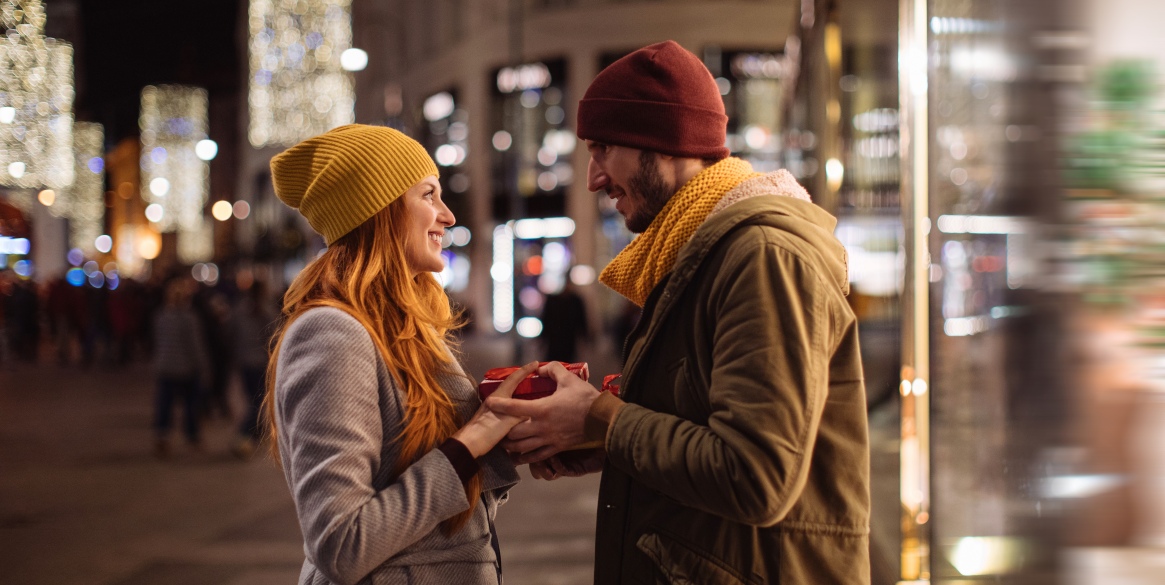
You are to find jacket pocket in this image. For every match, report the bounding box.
[636,532,762,585]
[668,358,709,423]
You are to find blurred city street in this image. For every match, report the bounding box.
[0,332,902,585]
[0,334,607,585]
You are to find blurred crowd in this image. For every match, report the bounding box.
[0,268,280,459]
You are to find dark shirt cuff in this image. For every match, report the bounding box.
[437,438,480,486]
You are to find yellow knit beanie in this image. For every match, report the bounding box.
[270,124,439,245]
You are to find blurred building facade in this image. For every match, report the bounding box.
[338,0,814,340]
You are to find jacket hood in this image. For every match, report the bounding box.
[698,171,850,296]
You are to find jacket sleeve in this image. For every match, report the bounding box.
[605,239,832,527]
[275,308,471,585]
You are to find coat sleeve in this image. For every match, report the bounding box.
[275,308,471,585]
[605,237,832,527]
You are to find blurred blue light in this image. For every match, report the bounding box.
[107,273,120,290]
[88,271,105,288]
[66,248,84,267]
[87,157,104,174]
[151,147,167,164]
[66,268,85,287]
[287,42,305,63]
[305,32,323,49]
[254,70,272,86]
[13,259,32,277]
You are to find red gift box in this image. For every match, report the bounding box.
[477,362,590,401]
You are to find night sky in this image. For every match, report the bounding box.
[72,0,242,145]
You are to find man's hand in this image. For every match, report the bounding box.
[528,448,606,480]
[487,361,601,463]
[452,361,539,458]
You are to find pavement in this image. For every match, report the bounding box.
[0,331,898,585]
[0,334,609,585]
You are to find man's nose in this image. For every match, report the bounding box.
[587,158,608,193]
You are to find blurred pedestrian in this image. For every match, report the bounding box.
[538,279,589,362]
[229,278,276,459]
[0,271,12,367]
[45,276,75,363]
[107,277,146,365]
[264,124,526,584]
[194,286,233,420]
[9,278,39,362]
[152,277,210,457]
[79,283,110,367]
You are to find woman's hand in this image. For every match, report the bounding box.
[452,361,539,458]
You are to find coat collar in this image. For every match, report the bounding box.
[623,194,846,378]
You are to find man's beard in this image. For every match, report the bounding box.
[624,151,674,233]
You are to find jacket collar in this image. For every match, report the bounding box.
[625,195,847,376]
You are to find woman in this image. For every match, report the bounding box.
[263,124,533,585]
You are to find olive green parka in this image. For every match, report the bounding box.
[595,173,871,584]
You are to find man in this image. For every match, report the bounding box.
[489,40,870,584]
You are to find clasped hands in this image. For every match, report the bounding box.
[485,361,606,480]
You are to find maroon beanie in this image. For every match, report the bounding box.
[577,40,729,160]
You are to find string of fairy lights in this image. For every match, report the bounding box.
[0,0,74,191]
[63,122,104,254]
[2,0,361,276]
[247,0,355,147]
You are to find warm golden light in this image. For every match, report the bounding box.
[136,232,161,260]
[211,200,233,221]
[37,189,55,206]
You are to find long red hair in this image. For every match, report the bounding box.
[261,197,479,534]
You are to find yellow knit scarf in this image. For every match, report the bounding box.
[600,157,761,306]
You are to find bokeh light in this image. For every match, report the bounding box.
[340,47,367,72]
[248,0,355,147]
[211,200,233,221]
[195,139,218,161]
[233,200,250,219]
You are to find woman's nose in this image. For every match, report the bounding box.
[438,202,455,226]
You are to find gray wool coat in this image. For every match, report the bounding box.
[274,307,520,585]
